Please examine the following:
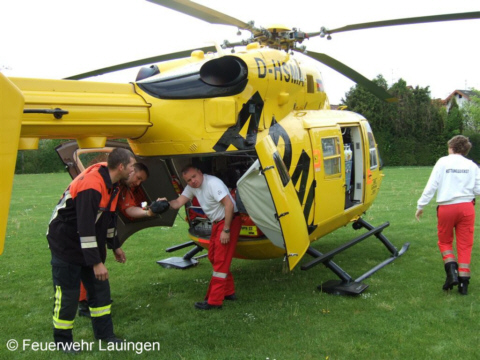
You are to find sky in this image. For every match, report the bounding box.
[1,0,479,104]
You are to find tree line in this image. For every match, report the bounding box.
[342,76,480,166]
[14,76,480,174]
[15,139,67,174]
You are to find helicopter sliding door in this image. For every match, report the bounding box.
[362,121,383,207]
[341,125,365,208]
[238,135,309,270]
[309,126,346,227]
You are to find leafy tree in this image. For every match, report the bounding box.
[445,97,463,138]
[463,89,480,132]
[343,76,446,166]
[465,132,480,164]
[15,139,68,174]
[14,138,130,174]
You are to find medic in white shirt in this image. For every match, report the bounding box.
[167,165,241,309]
[416,135,480,295]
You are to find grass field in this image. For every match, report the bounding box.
[1,167,480,359]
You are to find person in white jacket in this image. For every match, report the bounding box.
[416,135,480,295]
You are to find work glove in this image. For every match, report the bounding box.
[149,200,170,215]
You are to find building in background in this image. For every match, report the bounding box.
[444,90,476,111]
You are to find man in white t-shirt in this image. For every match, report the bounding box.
[416,135,480,295]
[168,165,241,309]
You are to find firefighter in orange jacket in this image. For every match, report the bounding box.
[117,162,152,220]
[47,148,135,351]
[78,162,152,317]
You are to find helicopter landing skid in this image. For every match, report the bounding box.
[301,218,409,296]
[156,241,206,269]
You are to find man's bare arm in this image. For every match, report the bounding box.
[168,195,190,210]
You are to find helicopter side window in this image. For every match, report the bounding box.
[306,75,315,93]
[322,137,341,176]
[273,151,291,187]
[365,122,378,169]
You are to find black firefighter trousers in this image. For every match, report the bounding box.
[51,254,115,344]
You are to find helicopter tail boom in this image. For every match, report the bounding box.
[0,75,154,254]
[10,77,152,149]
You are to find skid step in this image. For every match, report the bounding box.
[157,243,205,269]
[303,218,409,295]
[157,256,199,269]
[319,280,369,296]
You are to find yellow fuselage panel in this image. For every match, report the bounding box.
[277,110,383,243]
[7,47,328,157]
[2,46,385,261]
[130,47,328,156]
[10,77,151,140]
[186,108,383,260]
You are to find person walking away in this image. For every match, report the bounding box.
[415,135,480,295]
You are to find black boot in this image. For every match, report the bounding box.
[458,276,470,295]
[78,300,91,318]
[442,262,459,291]
[92,314,115,340]
[54,328,81,354]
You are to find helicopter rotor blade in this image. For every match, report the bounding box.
[146,0,255,32]
[305,51,397,103]
[65,46,216,80]
[312,11,480,38]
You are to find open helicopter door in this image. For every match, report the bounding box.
[55,141,179,245]
[0,74,24,255]
[237,135,310,270]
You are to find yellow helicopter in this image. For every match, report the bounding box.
[1,0,479,294]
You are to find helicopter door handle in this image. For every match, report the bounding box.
[23,107,69,119]
[275,212,289,220]
[261,165,275,174]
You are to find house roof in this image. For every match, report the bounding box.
[445,89,476,103]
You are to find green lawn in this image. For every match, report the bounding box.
[1,167,480,359]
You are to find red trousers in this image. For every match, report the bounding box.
[79,282,87,302]
[205,216,241,306]
[437,202,475,277]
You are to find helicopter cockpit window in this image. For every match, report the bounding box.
[322,137,341,176]
[307,75,315,93]
[136,56,248,100]
[273,151,290,187]
[365,122,378,169]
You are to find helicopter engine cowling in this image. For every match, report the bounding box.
[136,56,248,99]
[200,56,248,86]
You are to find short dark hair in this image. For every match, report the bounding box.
[448,135,472,156]
[134,162,149,178]
[180,164,199,175]
[107,148,135,170]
